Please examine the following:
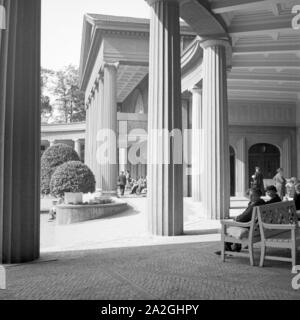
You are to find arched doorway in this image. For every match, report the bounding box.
[230,146,236,197]
[248,143,280,188]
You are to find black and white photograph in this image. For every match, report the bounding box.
[0,0,300,305]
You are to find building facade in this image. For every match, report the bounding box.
[0,0,299,262]
[79,7,300,210]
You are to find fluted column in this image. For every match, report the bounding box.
[119,148,128,173]
[101,63,118,195]
[0,0,41,263]
[182,99,189,197]
[192,86,202,202]
[147,0,183,236]
[236,137,246,197]
[74,139,81,159]
[297,127,300,178]
[201,39,230,220]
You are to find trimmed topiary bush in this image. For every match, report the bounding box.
[50,161,96,198]
[41,143,80,195]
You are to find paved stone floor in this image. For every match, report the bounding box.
[1,197,299,300]
[40,197,246,252]
[1,242,300,300]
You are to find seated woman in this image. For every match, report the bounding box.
[130,179,139,194]
[265,186,281,204]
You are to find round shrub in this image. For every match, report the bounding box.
[41,143,80,195]
[50,161,96,197]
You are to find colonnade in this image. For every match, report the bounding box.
[0,0,232,265]
[146,0,231,235]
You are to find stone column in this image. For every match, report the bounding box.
[297,128,300,178]
[182,99,189,197]
[236,137,247,197]
[74,139,81,159]
[0,0,41,263]
[146,0,183,236]
[200,39,231,220]
[119,148,128,173]
[191,86,202,202]
[101,62,118,195]
[49,140,56,147]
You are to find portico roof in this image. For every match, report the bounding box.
[79,14,195,103]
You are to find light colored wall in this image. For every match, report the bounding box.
[121,76,148,114]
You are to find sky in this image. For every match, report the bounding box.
[41,0,150,71]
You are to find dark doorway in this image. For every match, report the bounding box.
[248,143,280,187]
[230,146,236,197]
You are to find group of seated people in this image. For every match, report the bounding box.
[286,177,300,199]
[129,177,147,195]
[216,183,300,255]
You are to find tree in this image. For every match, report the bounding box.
[41,68,55,123]
[53,65,86,123]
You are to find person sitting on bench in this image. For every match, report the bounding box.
[265,185,282,204]
[294,183,300,211]
[220,188,265,254]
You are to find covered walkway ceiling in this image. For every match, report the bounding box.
[181,0,300,103]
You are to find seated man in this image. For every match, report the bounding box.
[294,183,300,211]
[265,185,281,204]
[216,188,265,255]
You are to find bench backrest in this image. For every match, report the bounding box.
[257,201,298,239]
[257,201,298,225]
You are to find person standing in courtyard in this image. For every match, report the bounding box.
[273,168,286,200]
[117,171,127,196]
[252,167,265,195]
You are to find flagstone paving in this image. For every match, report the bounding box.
[0,242,299,300]
[1,197,299,300]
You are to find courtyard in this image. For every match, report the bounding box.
[1,0,300,303]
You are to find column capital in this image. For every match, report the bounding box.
[146,0,179,7]
[192,86,202,94]
[200,39,231,50]
[102,62,119,72]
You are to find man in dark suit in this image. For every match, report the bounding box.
[265,185,281,204]
[216,188,265,255]
[294,183,300,211]
[117,172,127,196]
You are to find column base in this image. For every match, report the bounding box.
[0,265,6,290]
[101,190,117,197]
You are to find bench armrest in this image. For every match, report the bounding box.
[261,223,297,230]
[221,220,252,228]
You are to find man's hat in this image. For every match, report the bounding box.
[266,185,277,193]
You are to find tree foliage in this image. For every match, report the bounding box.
[41,68,55,123]
[53,65,86,123]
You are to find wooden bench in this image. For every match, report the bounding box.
[257,201,300,268]
[221,208,261,266]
